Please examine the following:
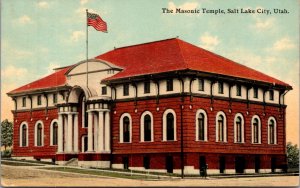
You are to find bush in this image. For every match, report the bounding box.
[1,149,12,158]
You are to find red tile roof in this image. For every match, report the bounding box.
[8,66,72,95]
[97,38,290,87]
[8,38,291,95]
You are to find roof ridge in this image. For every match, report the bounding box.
[176,38,189,69]
[114,37,177,50]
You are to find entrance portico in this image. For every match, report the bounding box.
[56,86,112,168]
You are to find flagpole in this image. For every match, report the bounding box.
[86,9,89,88]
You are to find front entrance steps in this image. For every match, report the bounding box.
[65,158,78,167]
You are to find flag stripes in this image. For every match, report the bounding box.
[87,12,107,32]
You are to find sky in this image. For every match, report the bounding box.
[1,0,299,144]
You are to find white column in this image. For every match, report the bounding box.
[93,114,98,152]
[97,111,104,152]
[73,114,78,153]
[66,113,73,153]
[87,111,94,152]
[64,115,68,152]
[105,111,110,152]
[57,114,63,153]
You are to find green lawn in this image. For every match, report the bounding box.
[42,167,161,180]
[2,161,44,166]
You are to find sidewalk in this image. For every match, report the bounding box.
[2,158,298,180]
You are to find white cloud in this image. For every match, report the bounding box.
[198,32,220,51]
[255,17,274,30]
[37,1,49,9]
[1,65,28,79]
[80,0,89,5]
[168,1,199,11]
[272,37,296,51]
[17,15,33,24]
[70,31,85,42]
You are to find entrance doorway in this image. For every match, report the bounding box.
[199,156,206,171]
[166,156,173,173]
[219,156,225,173]
[123,157,129,170]
[255,155,260,173]
[235,156,245,173]
[271,157,276,173]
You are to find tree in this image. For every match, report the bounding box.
[1,119,13,151]
[286,142,299,169]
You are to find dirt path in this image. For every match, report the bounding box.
[1,165,299,187]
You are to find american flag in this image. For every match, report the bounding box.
[87,12,107,32]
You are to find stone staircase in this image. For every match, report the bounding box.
[65,158,78,167]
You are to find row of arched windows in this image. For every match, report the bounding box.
[19,120,58,147]
[119,109,277,144]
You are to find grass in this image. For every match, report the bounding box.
[92,167,181,177]
[2,161,44,166]
[42,167,161,180]
[2,158,54,165]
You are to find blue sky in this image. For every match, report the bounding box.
[1,0,299,143]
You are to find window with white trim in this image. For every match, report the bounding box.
[20,122,28,147]
[120,113,132,143]
[140,111,154,142]
[253,87,258,98]
[198,79,204,91]
[236,85,242,96]
[163,109,176,141]
[234,113,244,143]
[22,97,26,107]
[251,115,261,144]
[53,94,57,104]
[269,90,274,101]
[35,121,44,146]
[50,120,58,145]
[37,95,42,106]
[268,117,277,144]
[196,109,208,141]
[216,111,227,142]
[166,79,173,91]
[218,82,224,94]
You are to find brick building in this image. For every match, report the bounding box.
[7,38,292,175]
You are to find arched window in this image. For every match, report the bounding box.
[37,123,43,146]
[268,117,277,144]
[35,121,44,146]
[50,120,58,146]
[20,122,28,147]
[251,115,261,144]
[216,111,227,142]
[144,115,151,141]
[119,113,132,143]
[167,113,174,141]
[123,117,130,142]
[140,111,154,142]
[196,109,208,141]
[163,109,176,141]
[234,113,244,143]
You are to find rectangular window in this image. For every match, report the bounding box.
[102,86,107,95]
[37,95,42,106]
[123,84,129,96]
[253,87,258,98]
[53,94,57,104]
[144,81,150,94]
[269,90,274,101]
[236,85,241,96]
[166,79,173,91]
[199,79,204,91]
[22,97,26,107]
[218,82,224,94]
